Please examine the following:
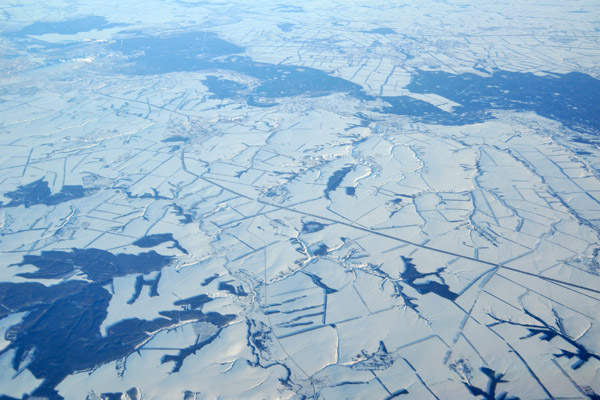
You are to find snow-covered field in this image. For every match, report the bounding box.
[0,1,599,399]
